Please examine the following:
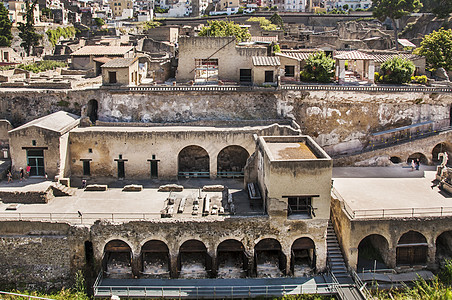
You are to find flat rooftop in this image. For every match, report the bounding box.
[267,142,317,160]
[0,178,264,225]
[332,166,451,219]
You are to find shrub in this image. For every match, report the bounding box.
[303,52,335,83]
[46,26,76,46]
[374,72,380,82]
[18,60,67,73]
[247,17,278,30]
[380,56,415,84]
[273,44,280,53]
[411,75,428,84]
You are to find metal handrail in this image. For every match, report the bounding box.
[351,269,373,300]
[0,291,55,300]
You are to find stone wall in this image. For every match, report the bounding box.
[0,88,451,158]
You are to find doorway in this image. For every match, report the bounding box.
[150,161,158,178]
[117,161,125,179]
[27,149,45,176]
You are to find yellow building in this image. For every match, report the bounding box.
[109,0,133,18]
[8,0,40,26]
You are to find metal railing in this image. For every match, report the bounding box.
[93,282,338,298]
[216,171,244,178]
[123,84,452,93]
[178,171,210,178]
[351,269,374,300]
[0,291,55,300]
[332,187,452,219]
[0,211,267,224]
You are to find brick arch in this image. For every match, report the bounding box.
[215,236,249,253]
[432,142,452,164]
[97,236,137,258]
[355,232,393,250]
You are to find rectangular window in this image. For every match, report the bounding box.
[83,161,91,176]
[109,71,117,83]
[287,196,312,216]
[240,69,252,82]
[285,65,295,77]
[265,70,274,82]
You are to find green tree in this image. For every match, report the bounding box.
[0,3,12,47]
[18,0,42,56]
[302,52,335,83]
[94,17,105,27]
[247,17,278,30]
[415,28,452,71]
[269,12,284,30]
[373,0,422,50]
[421,0,452,18]
[380,56,415,83]
[342,4,349,10]
[198,20,250,42]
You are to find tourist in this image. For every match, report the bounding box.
[415,159,420,171]
[26,165,31,177]
[411,160,415,171]
[81,179,87,189]
[19,168,24,181]
[7,170,12,183]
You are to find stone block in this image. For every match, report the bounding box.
[59,178,70,187]
[85,184,108,191]
[122,184,143,192]
[202,185,224,192]
[158,184,183,192]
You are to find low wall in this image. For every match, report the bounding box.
[0,186,54,204]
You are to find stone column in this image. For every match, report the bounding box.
[210,154,217,179]
[246,250,255,277]
[427,242,436,268]
[368,60,375,83]
[169,252,179,278]
[208,250,217,278]
[132,252,141,278]
[338,60,346,84]
[283,249,292,276]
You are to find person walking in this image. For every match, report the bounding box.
[415,159,420,171]
[26,165,31,177]
[19,168,24,181]
[7,170,12,183]
[411,159,415,171]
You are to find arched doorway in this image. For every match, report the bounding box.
[357,234,389,272]
[390,156,402,164]
[217,239,248,278]
[254,238,285,277]
[436,231,452,268]
[87,99,98,124]
[178,146,210,178]
[178,240,211,279]
[407,153,428,165]
[432,142,452,165]
[396,231,428,266]
[217,146,249,178]
[291,237,316,277]
[103,240,133,278]
[141,240,170,278]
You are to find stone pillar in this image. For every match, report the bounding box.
[386,247,397,269]
[338,60,346,84]
[368,60,375,83]
[246,250,255,277]
[210,155,217,179]
[208,250,217,278]
[132,252,141,278]
[428,242,436,268]
[169,252,179,278]
[348,247,359,271]
[283,249,292,276]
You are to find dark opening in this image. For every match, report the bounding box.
[178,145,209,177]
[265,70,274,83]
[287,196,313,217]
[117,161,125,178]
[450,106,452,126]
[103,240,132,278]
[390,156,402,164]
[178,240,211,279]
[83,161,91,176]
[150,161,158,179]
[436,231,452,268]
[85,241,94,266]
[285,65,295,77]
[141,240,170,278]
[217,239,248,278]
[240,69,252,83]
[432,143,452,165]
[109,71,117,83]
[27,149,45,176]
[255,238,285,277]
[396,231,428,266]
[291,238,315,276]
[217,145,249,177]
[357,234,389,272]
[407,153,428,165]
[87,99,98,124]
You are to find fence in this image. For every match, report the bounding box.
[0,291,54,300]
[332,187,452,219]
[123,84,452,93]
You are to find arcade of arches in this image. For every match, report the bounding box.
[100,237,316,279]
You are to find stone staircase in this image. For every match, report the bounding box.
[51,182,77,197]
[327,221,352,284]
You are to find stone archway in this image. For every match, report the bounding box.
[103,240,133,278]
[216,239,248,278]
[436,231,452,268]
[291,237,316,277]
[178,240,211,279]
[87,99,98,124]
[396,231,428,266]
[217,145,249,177]
[407,152,428,165]
[254,238,286,277]
[178,146,210,178]
[141,240,170,278]
[432,142,452,165]
[357,234,389,272]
